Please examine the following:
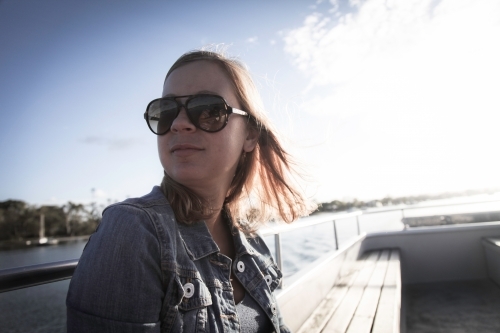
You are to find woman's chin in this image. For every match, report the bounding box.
[169,172,206,188]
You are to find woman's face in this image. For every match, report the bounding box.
[158,60,257,196]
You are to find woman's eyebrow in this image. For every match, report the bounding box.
[196,90,219,95]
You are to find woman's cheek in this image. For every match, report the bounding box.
[157,137,170,169]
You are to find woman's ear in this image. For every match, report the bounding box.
[243,127,259,152]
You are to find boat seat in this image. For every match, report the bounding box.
[297,249,401,333]
[482,237,500,287]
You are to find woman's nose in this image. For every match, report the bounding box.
[170,108,196,133]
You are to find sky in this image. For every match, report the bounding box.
[1,0,499,206]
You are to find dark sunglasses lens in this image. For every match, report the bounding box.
[187,96,228,132]
[147,99,178,134]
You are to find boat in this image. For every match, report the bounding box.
[24,213,60,246]
[1,199,500,332]
[35,237,59,246]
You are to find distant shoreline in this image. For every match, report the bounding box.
[403,211,500,228]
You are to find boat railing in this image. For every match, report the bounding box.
[259,210,363,284]
[1,197,499,293]
[0,259,78,293]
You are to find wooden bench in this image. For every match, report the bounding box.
[297,249,401,333]
[482,237,500,286]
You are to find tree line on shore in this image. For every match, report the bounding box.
[313,188,498,214]
[0,200,103,241]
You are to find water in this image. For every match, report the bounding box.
[1,195,499,332]
[0,241,86,333]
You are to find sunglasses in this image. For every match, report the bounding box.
[144,94,249,135]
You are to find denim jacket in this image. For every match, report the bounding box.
[67,186,290,333]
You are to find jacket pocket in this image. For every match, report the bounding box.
[179,307,209,333]
[177,275,212,333]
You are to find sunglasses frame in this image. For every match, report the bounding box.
[144,94,249,135]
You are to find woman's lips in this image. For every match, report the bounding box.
[170,143,204,156]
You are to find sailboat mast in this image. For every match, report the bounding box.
[39,213,45,239]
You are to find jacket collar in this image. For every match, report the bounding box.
[168,197,256,260]
[177,220,220,261]
[231,224,258,257]
[177,219,258,261]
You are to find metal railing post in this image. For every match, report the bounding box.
[274,233,284,287]
[401,208,405,219]
[356,215,361,235]
[333,220,339,250]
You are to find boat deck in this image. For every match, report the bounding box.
[405,279,500,333]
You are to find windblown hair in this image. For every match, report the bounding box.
[161,49,314,234]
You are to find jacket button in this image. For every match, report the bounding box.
[264,275,272,286]
[183,283,195,298]
[271,302,277,315]
[237,261,245,273]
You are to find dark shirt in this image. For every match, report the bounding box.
[237,293,274,333]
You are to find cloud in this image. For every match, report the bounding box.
[246,36,258,44]
[92,188,107,198]
[81,136,140,150]
[282,0,500,199]
[284,0,500,118]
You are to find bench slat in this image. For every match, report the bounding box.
[296,268,359,333]
[322,251,381,333]
[372,249,401,333]
[346,249,390,333]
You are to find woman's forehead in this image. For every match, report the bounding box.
[162,61,239,105]
[164,61,228,89]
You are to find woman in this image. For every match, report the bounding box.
[67,50,312,332]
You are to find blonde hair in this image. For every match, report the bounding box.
[161,49,314,234]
